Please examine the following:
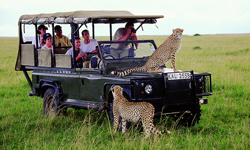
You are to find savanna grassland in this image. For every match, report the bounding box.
[0,34,250,149]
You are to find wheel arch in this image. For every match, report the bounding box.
[39,79,61,99]
[107,84,131,108]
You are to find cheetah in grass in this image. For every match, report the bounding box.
[111,85,170,139]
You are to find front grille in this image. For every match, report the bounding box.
[194,73,212,96]
[164,71,194,103]
[131,78,164,100]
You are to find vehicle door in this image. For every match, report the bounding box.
[79,69,103,102]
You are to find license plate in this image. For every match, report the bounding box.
[167,72,191,80]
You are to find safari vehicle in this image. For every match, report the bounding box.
[15,11,212,126]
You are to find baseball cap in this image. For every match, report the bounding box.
[43,33,52,40]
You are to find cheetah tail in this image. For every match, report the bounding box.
[111,67,145,77]
[110,70,128,77]
[110,69,134,77]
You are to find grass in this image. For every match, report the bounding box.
[1,34,250,149]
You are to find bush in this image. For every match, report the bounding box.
[193,46,202,50]
[194,33,201,36]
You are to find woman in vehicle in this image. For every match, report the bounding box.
[41,33,53,56]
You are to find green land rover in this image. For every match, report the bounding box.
[15,11,212,126]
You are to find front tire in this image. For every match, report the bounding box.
[43,88,61,116]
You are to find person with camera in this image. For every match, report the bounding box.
[110,21,138,58]
[32,25,48,49]
[113,21,138,45]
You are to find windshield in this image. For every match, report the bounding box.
[99,40,156,59]
[98,40,157,74]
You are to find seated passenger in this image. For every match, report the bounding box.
[54,25,72,49]
[110,21,138,58]
[66,37,87,68]
[32,25,47,49]
[80,29,98,53]
[41,33,54,56]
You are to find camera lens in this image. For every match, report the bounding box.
[131,28,136,33]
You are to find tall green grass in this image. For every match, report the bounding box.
[1,34,250,149]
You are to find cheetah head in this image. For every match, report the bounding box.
[173,28,184,39]
[111,85,123,96]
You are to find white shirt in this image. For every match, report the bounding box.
[80,39,98,53]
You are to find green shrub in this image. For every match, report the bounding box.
[194,33,201,36]
[193,46,202,50]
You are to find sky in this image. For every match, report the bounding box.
[0,0,249,37]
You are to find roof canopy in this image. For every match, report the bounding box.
[19,10,164,24]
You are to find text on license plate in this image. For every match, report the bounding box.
[167,72,191,80]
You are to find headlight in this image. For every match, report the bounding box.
[145,84,152,94]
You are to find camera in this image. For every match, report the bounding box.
[131,28,136,33]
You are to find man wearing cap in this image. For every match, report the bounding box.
[54,25,72,49]
[32,25,48,49]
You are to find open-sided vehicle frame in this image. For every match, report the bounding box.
[15,10,212,126]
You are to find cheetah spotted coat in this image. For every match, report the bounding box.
[111,85,170,139]
[111,28,184,77]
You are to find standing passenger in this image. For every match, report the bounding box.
[113,21,138,43]
[110,21,138,58]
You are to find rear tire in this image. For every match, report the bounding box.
[43,88,61,116]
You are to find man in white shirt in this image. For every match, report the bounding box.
[80,30,98,53]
